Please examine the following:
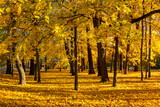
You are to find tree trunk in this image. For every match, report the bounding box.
[36,50,41,83]
[22,59,26,72]
[6,58,12,74]
[45,56,47,72]
[145,18,148,79]
[87,39,95,74]
[74,26,78,90]
[110,52,114,73]
[16,56,26,85]
[29,59,34,75]
[81,58,85,71]
[148,12,152,78]
[124,43,130,74]
[70,37,75,75]
[134,65,138,71]
[141,19,144,81]
[34,63,37,81]
[140,0,145,81]
[113,37,118,87]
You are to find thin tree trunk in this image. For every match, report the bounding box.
[81,58,85,71]
[29,59,34,75]
[148,11,152,78]
[36,50,41,83]
[71,37,75,75]
[110,52,114,73]
[113,37,118,87]
[145,18,148,79]
[34,63,37,81]
[45,56,47,72]
[124,43,130,74]
[74,26,78,90]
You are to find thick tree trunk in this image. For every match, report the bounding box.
[134,65,138,71]
[113,37,118,87]
[87,39,95,74]
[29,59,34,75]
[97,43,102,76]
[16,56,26,85]
[36,50,41,83]
[74,26,78,90]
[22,59,26,72]
[6,59,12,74]
[102,47,109,81]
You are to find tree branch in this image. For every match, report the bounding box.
[131,9,160,23]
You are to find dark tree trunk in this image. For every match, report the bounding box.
[36,50,41,83]
[45,57,47,72]
[22,59,26,72]
[113,37,118,87]
[34,63,37,81]
[148,11,152,78]
[6,59,12,74]
[81,58,85,71]
[70,37,75,75]
[87,39,95,74]
[134,65,138,71]
[140,0,144,81]
[110,53,114,73]
[102,47,109,81]
[29,59,34,75]
[145,18,148,79]
[74,26,78,90]
[141,19,144,81]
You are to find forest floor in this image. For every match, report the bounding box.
[0,69,160,106]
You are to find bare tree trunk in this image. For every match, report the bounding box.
[145,18,148,79]
[148,4,152,78]
[22,59,26,72]
[87,39,95,74]
[140,0,145,81]
[110,52,114,73]
[124,43,130,74]
[36,50,41,83]
[74,26,78,90]
[113,37,118,87]
[45,56,47,72]
[29,59,34,75]
[34,63,37,81]
[6,58,12,74]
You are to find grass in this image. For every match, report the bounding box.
[0,69,160,106]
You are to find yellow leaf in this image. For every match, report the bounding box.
[6,7,10,13]
[17,6,21,15]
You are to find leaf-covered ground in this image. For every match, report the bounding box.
[0,69,160,106]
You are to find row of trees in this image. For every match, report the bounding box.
[0,0,160,90]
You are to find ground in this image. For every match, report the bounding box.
[0,69,160,106]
